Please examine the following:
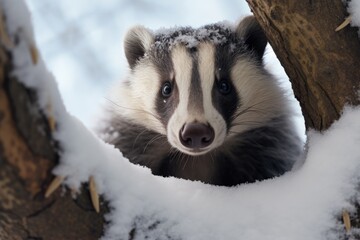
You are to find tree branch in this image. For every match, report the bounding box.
[247,0,360,131]
[0,7,104,240]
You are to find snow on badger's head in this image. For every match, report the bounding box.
[115,16,288,156]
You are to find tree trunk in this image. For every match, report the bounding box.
[247,0,360,131]
[0,7,105,240]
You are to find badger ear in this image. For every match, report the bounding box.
[236,16,267,62]
[124,25,154,68]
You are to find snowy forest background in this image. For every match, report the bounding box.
[26,0,305,136]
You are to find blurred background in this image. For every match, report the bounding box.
[26,0,305,137]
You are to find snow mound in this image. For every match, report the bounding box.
[349,0,360,29]
[4,0,360,239]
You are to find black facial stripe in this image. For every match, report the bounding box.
[212,44,240,128]
[188,52,204,115]
[153,50,179,127]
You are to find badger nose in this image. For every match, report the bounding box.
[179,122,214,149]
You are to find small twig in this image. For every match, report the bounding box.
[45,176,65,198]
[342,209,351,232]
[335,16,352,32]
[47,102,56,132]
[29,44,39,64]
[89,176,100,213]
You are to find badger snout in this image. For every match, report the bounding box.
[179,122,214,149]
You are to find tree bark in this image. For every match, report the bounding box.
[0,7,105,240]
[247,0,360,131]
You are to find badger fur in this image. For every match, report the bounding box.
[100,16,303,186]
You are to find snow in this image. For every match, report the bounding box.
[3,0,360,239]
[349,0,360,29]
[154,22,233,49]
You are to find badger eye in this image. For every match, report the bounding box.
[162,82,172,97]
[218,80,231,95]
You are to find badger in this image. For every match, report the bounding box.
[99,16,303,187]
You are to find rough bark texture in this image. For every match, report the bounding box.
[0,8,105,240]
[247,0,360,131]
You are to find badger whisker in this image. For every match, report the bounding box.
[105,98,162,122]
[231,100,272,122]
[209,152,215,166]
[182,154,191,170]
[132,129,150,150]
[142,134,166,154]
[230,121,266,128]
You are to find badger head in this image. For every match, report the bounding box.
[114,16,287,157]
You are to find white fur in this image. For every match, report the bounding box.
[229,58,289,137]
[126,25,154,52]
[109,61,165,134]
[197,43,227,150]
[167,43,227,156]
[166,46,195,154]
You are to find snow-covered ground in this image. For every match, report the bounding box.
[3,0,360,239]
